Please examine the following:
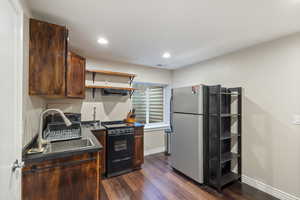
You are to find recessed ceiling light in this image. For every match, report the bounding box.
[162,52,171,59]
[97,37,109,45]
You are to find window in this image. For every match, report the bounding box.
[132,83,167,127]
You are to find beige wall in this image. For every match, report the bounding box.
[22,14,46,147]
[172,33,300,198]
[47,58,172,154]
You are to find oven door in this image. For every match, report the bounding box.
[107,133,134,158]
[107,133,134,177]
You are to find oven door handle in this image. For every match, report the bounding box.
[108,133,133,137]
[112,157,131,163]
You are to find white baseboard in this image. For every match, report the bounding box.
[144,147,165,156]
[242,175,300,200]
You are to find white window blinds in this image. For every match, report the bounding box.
[132,85,147,123]
[149,87,164,123]
[132,84,164,124]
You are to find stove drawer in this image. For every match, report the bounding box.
[106,156,133,177]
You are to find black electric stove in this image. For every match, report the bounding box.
[102,121,134,177]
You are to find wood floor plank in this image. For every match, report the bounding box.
[122,171,167,200]
[100,153,279,200]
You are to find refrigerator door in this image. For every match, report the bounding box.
[173,85,203,114]
[170,112,203,183]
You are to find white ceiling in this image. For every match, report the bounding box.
[28,0,300,69]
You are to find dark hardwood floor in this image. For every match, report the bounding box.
[101,153,278,200]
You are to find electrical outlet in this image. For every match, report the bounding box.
[292,114,300,125]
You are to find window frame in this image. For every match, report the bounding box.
[132,82,170,130]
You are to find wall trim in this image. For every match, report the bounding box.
[242,175,300,200]
[144,147,165,156]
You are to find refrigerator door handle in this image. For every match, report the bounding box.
[170,90,174,133]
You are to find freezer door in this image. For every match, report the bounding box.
[170,113,203,183]
[173,85,203,114]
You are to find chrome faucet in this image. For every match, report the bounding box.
[36,109,72,152]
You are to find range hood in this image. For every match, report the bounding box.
[101,88,128,96]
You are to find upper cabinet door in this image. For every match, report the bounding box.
[66,52,86,98]
[29,19,68,97]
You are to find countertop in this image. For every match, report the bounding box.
[128,122,144,127]
[81,120,144,131]
[22,121,144,164]
[22,127,103,164]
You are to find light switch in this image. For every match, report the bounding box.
[292,114,300,125]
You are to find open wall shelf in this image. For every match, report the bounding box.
[86,69,136,85]
[85,85,135,91]
[86,69,136,78]
[85,69,137,98]
[204,85,242,192]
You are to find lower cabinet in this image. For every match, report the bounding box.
[133,127,144,169]
[92,130,107,175]
[22,152,101,200]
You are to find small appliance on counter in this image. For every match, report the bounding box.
[43,113,82,142]
[102,120,134,177]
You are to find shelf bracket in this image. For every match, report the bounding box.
[129,90,135,99]
[92,72,96,84]
[92,88,95,99]
[129,76,134,86]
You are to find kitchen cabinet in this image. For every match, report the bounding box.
[67,51,86,98]
[29,19,68,97]
[133,127,144,169]
[93,130,107,175]
[22,152,101,200]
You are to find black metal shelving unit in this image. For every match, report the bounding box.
[204,85,242,192]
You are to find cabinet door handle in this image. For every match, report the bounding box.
[23,157,96,174]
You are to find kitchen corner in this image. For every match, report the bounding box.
[21,16,166,200]
[22,126,103,164]
[22,120,104,200]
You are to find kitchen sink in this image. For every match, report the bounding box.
[45,139,94,154]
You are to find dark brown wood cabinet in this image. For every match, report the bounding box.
[22,152,101,200]
[29,19,68,97]
[29,19,86,98]
[67,52,86,98]
[92,130,107,175]
[133,127,144,169]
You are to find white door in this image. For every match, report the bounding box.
[0,0,23,199]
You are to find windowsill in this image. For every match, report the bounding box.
[144,123,170,132]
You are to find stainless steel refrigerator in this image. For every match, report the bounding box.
[170,85,204,184]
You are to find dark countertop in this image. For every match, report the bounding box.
[88,125,106,132]
[84,120,144,130]
[22,127,103,164]
[128,122,144,127]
